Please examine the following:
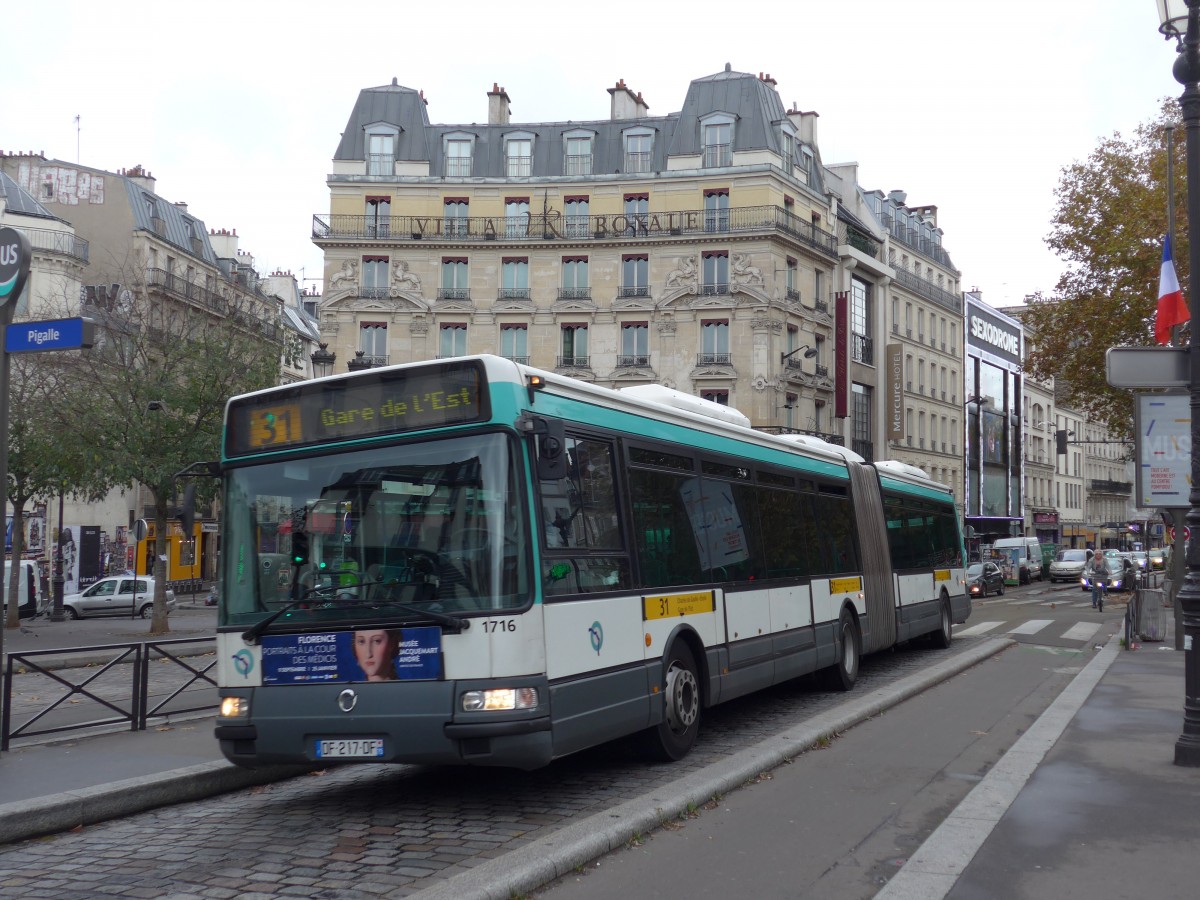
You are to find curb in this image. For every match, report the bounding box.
[415,636,1015,900]
[0,759,311,845]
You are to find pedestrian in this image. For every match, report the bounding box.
[1088,552,1110,611]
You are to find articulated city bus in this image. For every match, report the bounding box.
[213,355,969,770]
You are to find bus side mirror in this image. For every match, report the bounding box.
[537,418,568,481]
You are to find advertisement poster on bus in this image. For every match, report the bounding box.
[679,478,749,571]
[260,627,442,684]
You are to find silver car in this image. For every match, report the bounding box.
[62,576,177,619]
[1049,548,1089,583]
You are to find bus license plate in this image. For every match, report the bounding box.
[315,738,385,759]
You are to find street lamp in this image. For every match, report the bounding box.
[1157,0,1200,767]
[346,350,372,372]
[780,344,817,365]
[310,342,335,378]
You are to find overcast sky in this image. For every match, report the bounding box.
[0,0,1182,309]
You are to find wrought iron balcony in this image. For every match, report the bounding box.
[700,282,729,296]
[814,298,829,315]
[696,353,732,366]
[437,288,471,301]
[785,287,800,302]
[565,154,593,176]
[503,355,530,364]
[618,285,650,298]
[839,223,880,258]
[15,225,89,262]
[852,334,873,365]
[556,356,590,369]
[313,203,838,257]
[1089,479,1132,495]
[557,287,591,301]
[703,143,731,167]
[617,354,650,367]
[498,287,531,300]
[893,268,961,313]
[852,439,874,462]
[756,425,845,446]
[625,151,652,173]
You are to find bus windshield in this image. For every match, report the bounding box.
[219,431,530,628]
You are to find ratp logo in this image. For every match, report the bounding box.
[588,621,604,656]
[232,649,255,678]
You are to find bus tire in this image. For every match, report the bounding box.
[641,642,701,762]
[929,596,953,649]
[821,610,860,692]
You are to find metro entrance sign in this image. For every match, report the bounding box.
[4,317,95,353]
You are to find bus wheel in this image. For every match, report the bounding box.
[642,642,701,762]
[822,610,860,692]
[929,597,953,649]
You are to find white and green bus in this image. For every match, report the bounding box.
[214,355,969,770]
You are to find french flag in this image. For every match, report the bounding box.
[1156,235,1189,345]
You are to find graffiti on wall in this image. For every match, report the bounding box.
[16,160,105,206]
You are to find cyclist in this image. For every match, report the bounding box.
[1089,551,1111,611]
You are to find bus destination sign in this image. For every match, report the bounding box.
[226,360,488,457]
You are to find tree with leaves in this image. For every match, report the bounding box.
[39,263,282,634]
[1022,101,1186,439]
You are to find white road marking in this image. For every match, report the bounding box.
[1060,621,1104,642]
[1007,619,1053,635]
[955,621,1003,637]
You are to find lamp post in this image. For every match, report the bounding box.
[310,342,335,379]
[346,350,372,372]
[780,344,818,365]
[1158,0,1200,767]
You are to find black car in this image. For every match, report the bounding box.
[967,561,1005,598]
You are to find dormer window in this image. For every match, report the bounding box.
[446,139,472,176]
[505,134,534,176]
[564,134,593,176]
[779,125,796,173]
[624,130,653,173]
[701,115,734,167]
[367,133,395,175]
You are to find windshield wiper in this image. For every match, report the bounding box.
[241,576,469,644]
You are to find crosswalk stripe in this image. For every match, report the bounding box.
[955,621,1003,636]
[1008,619,1053,635]
[1060,621,1104,641]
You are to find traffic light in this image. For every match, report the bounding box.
[1056,429,1068,455]
[291,530,310,566]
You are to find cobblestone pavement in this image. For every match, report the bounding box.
[0,638,982,899]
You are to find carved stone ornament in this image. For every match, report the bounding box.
[731,252,764,286]
[664,255,698,290]
[753,374,769,392]
[329,259,358,289]
[390,260,422,294]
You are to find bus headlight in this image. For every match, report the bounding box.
[461,687,539,712]
[220,696,250,719]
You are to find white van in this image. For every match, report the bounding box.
[2,559,46,619]
[991,537,1043,585]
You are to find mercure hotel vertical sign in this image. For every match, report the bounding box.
[886,343,903,437]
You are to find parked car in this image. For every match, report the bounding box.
[967,561,1005,598]
[62,576,176,619]
[1128,551,1149,572]
[1049,548,1090,583]
[1149,548,1166,570]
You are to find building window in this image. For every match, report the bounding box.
[701,251,729,295]
[366,197,390,238]
[361,256,388,298]
[704,189,730,233]
[780,130,794,172]
[440,257,469,300]
[852,383,873,461]
[444,198,469,238]
[501,257,529,299]
[446,139,472,176]
[500,323,528,362]
[700,389,729,405]
[814,269,825,308]
[851,277,872,365]
[506,138,532,176]
[564,196,589,238]
[786,258,799,302]
[701,319,729,364]
[367,133,394,176]
[703,122,732,167]
[624,193,649,235]
[440,323,467,357]
[505,197,530,238]
[561,256,589,299]
[565,136,593,175]
[560,324,588,367]
[360,322,388,365]
[625,132,652,173]
[620,322,649,367]
[621,254,649,297]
